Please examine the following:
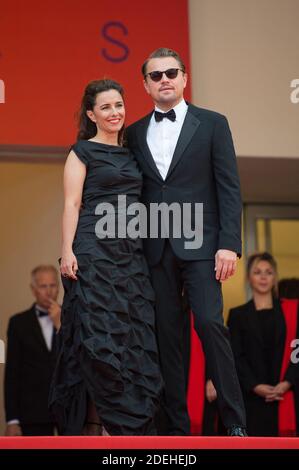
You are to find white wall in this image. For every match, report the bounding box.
[189,0,299,158]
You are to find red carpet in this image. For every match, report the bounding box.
[0,436,299,449]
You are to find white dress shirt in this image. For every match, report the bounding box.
[147,99,188,180]
[35,304,54,351]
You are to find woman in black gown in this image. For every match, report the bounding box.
[49,79,162,436]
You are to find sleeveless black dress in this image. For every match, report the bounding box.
[49,140,162,435]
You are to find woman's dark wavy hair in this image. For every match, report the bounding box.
[77,79,124,145]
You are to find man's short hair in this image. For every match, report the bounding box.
[142,47,186,77]
[31,265,59,285]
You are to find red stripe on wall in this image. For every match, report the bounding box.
[0,0,190,146]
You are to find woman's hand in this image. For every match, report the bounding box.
[265,381,291,402]
[253,384,277,399]
[60,251,78,280]
[253,383,289,402]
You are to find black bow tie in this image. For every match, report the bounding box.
[154,109,176,122]
[37,309,48,317]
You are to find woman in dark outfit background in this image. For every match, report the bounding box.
[228,252,299,436]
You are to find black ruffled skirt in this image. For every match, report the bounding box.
[49,236,163,435]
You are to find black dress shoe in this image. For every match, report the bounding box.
[227,425,248,437]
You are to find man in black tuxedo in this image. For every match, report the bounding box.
[126,48,246,436]
[4,265,61,436]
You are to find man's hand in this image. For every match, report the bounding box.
[215,249,237,281]
[5,423,22,436]
[206,379,217,403]
[48,299,61,330]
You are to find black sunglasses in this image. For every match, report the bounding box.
[145,68,183,82]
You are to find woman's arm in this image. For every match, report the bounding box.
[60,150,86,280]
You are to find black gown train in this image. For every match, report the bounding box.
[49,140,163,435]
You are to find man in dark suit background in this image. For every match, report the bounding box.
[4,265,61,436]
[126,48,246,436]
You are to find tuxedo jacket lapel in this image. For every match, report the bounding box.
[137,113,163,181]
[166,107,201,180]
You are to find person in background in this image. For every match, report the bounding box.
[4,265,61,436]
[228,253,299,436]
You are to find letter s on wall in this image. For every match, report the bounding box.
[101,22,129,63]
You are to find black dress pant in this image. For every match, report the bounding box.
[21,423,55,436]
[150,241,246,435]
